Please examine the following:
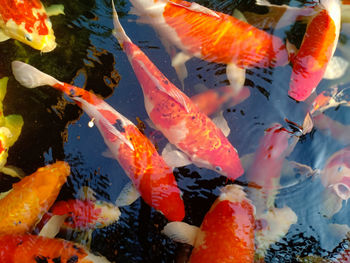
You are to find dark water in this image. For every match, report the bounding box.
[1,0,350,262]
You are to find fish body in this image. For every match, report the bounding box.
[0,0,61,52]
[246,123,296,212]
[0,234,110,263]
[11,61,185,222]
[112,4,244,180]
[289,0,341,101]
[0,161,70,234]
[129,0,288,68]
[47,199,121,230]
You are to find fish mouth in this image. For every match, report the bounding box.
[39,37,57,53]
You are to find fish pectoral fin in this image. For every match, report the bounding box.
[162,222,199,246]
[115,181,140,207]
[0,30,10,42]
[99,117,135,151]
[302,113,313,135]
[240,153,255,172]
[0,188,13,200]
[102,149,114,159]
[45,4,65,16]
[211,110,230,137]
[232,9,248,22]
[323,55,349,80]
[320,187,343,218]
[39,214,67,238]
[226,63,245,95]
[171,52,191,89]
[1,165,25,179]
[162,143,192,168]
[170,1,220,19]
[144,118,158,130]
[77,186,97,201]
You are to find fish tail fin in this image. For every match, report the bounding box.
[11,61,60,89]
[111,0,131,47]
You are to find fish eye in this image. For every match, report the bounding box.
[25,33,33,42]
[337,166,343,172]
[215,166,222,172]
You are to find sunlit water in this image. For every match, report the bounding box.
[0,0,350,262]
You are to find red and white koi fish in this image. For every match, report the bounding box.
[289,0,341,101]
[11,61,185,222]
[0,161,70,235]
[320,147,350,217]
[112,2,244,181]
[0,0,64,52]
[0,234,110,263]
[162,184,255,263]
[128,0,288,91]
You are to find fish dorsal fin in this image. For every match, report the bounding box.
[162,221,199,246]
[170,1,220,18]
[73,97,135,151]
[115,182,140,207]
[135,60,190,113]
[39,214,67,238]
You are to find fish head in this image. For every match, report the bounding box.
[322,147,350,200]
[2,3,57,52]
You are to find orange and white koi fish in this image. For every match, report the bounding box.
[11,61,185,222]
[128,0,288,91]
[0,161,70,235]
[112,3,244,181]
[0,0,64,52]
[0,234,110,263]
[162,184,255,263]
[320,147,350,217]
[288,0,341,101]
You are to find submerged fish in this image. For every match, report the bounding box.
[112,2,244,181]
[320,147,350,217]
[162,184,255,263]
[0,161,70,235]
[0,234,110,262]
[128,0,288,91]
[11,61,185,222]
[0,0,64,52]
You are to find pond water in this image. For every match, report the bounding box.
[1,0,350,262]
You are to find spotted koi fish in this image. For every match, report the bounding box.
[0,0,63,52]
[112,2,244,181]
[0,161,70,235]
[0,234,110,263]
[128,0,288,91]
[11,61,185,222]
[162,185,255,263]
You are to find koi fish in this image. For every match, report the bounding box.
[0,0,64,52]
[11,61,185,222]
[320,147,350,217]
[288,0,341,101]
[162,184,255,263]
[0,161,70,235]
[0,234,110,263]
[112,2,244,181]
[241,123,298,257]
[190,85,250,116]
[0,77,24,178]
[128,0,288,91]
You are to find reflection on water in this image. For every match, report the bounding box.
[0,0,350,262]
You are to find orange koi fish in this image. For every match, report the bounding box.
[0,161,70,235]
[0,0,63,52]
[112,3,244,181]
[288,0,341,101]
[162,184,255,263]
[320,147,350,217]
[0,234,110,263]
[11,61,185,222]
[190,85,250,116]
[128,0,288,91]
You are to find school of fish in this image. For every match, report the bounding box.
[0,0,349,262]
